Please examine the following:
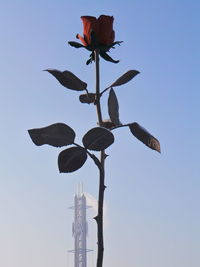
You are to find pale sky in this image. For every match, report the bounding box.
[0,0,200,267]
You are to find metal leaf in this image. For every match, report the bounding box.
[129,122,161,153]
[28,123,75,147]
[82,127,114,151]
[108,88,120,125]
[79,93,96,104]
[58,147,87,173]
[45,69,87,91]
[110,70,140,88]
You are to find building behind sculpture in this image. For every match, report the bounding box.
[69,185,91,267]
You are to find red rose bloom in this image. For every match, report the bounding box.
[77,15,115,46]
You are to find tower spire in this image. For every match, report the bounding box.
[69,184,92,267]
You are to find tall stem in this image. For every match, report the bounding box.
[94,49,105,267]
[95,50,103,124]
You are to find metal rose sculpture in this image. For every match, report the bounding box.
[28,15,160,267]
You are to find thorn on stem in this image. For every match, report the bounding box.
[94,215,99,222]
[104,153,109,159]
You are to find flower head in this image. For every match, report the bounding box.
[68,15,122,64]
[77,15,115,46]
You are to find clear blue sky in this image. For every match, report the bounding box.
[0,0,200,267]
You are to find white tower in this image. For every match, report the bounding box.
[69,184,91,267]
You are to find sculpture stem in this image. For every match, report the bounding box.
[94,49,105,267]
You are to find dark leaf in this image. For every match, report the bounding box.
[45,69,87,91]
[68,41,85,48]
[82,127,114,151]
[99,51,120,63]
[108,88,120,125]
[110,70,140,88]
[79,93,96,104]
[129,122,161,153]
[28,123,75,147]
[58,147,87,173]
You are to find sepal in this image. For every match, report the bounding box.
[99,41,123,52]
[100,51,119,63]
[68,41,85,48]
